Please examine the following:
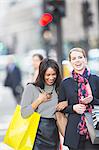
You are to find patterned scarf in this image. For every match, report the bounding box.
[72,68,92,139]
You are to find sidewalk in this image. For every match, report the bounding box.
[0,114,12,142]
[60,134,69,150]
[0,86,16,142]
[0,143,13,150]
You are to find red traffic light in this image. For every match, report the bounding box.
[39,13,53,26]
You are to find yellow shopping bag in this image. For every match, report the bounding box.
[4,105,40,150]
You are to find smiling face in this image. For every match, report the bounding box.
[44,67,57,86]
[70,50,87,74]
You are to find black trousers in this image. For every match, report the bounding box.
[69,136,99,150]
[33,117,60,150]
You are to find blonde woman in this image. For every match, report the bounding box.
[56,48,99,150]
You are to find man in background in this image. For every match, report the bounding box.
[4,55,23,104]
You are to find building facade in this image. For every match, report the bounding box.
[0,0,98,55]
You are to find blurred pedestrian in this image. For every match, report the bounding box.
[4,55,23,104]
[56,48,99,150]
[21,58,62,150]
[29,53,44,82]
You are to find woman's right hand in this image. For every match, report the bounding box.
[38,92,51,103]
[32,92,50,110]
[73,104,86,114]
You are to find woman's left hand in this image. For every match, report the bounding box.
[56,101,68,111]
[80,95,93,104]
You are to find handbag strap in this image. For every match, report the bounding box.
[92,111,97,128]
[92,106,99,129]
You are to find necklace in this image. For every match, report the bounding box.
[45,85,54,94]
[44,85,54,99]
[38,86,54,99]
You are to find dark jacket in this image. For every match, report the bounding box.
[4,64,22,97]
[58,74,99,149]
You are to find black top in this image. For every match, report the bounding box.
[58,74,99,149]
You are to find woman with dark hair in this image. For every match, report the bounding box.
[21,58,65,150]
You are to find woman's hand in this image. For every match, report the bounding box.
[73,104,86,114]
[32,92,51,110]
[56,101,68,111]
[80,95,93,104]
[38,92,52,103]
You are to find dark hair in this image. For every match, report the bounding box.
[34,58,62,92]
[32,53,43,61]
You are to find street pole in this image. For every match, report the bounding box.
[56,19,63,73]
[83,27,90,57]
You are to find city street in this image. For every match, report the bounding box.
[0,86,16,142]
[0,0,99,150]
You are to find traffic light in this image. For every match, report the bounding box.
[43,0,66,23]
[39,13,53,26]
[41,25,50,35]
[82,1,93,28]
